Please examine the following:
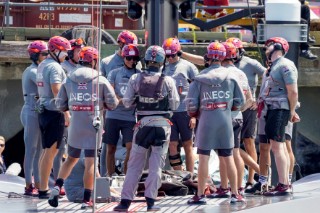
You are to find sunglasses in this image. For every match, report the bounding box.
[40,52,49,56]
[166,54,177,58]
[0,144,5,148]
[125,56,138,61]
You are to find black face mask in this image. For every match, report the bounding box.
[148,66,160,73]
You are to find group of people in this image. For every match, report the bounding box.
[19,29,300,211]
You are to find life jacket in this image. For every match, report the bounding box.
[136,72,169,111]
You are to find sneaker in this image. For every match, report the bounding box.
[38,189,51,199]
[244,182,268,195]
[230,194,246,203]
[81,200,93,209]
[59,186,65,196]
[48,186,60,207]
[238,187,245,196]
[206,187,230,198]
[187,195,207,205]
[263,183,289,196]
[24,184,38,196]
[244,182,253,190]
[300,50,318,60]
[308,35,316,44]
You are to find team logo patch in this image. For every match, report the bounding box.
[282,67,290,73]
[78,82,87,90]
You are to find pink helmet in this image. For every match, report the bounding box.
[222,42,237,59]
[121,44,139,57]
[226,37,243,49]
[265,37,289,54]
[28,40,48,55]
[69,38,85,50]
[117,30,138,45]
[206,42,226,61]
[48,36,72,52]
[79,46,99,63]
[162,38,181,55]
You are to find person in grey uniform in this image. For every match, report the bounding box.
[36,36,71,199]
[255,37,299,196]
[100,30,141,177]
[186,42,245,205]
[162,38,198,174]
[113,45,180,212]
[61,38,85,75]
[48,46,118,209]
[226,37,266,188]
[21,40,48,196]
[53,38,85,195]
[103,44,141,177]
[246,71,300,195]
[207,41,253,199]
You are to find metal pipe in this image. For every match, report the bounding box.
[0,2,127,9]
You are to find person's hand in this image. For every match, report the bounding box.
[64,111,71,127]
[189,117,196,129]
[290,111,300,123]
[250,101,258,110]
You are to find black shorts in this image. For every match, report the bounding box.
[265,109,290,142]
[259,134,269,144]
[197,148,233,157]
[233,119,243,148]
[38,109,65,149]
[102,118,135,145]
[68,145,95,158]
[241,109,258,139]
[169,111,193,142]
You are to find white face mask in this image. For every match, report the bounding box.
[58,51,68,61]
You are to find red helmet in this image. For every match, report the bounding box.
[206,42,226,61]
[121,44,139,57]
[222,42,237,59]
[28,40,48,55]
[117,30,138,45]
[265,37,289,54]
[162,38,181,55]
[69,38,85,50]
[48,36,71,52]
[226,37,243,49]
[79,46,98,63]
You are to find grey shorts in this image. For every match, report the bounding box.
[169,111,193,142]
[197,148,233,157]
[68,145,95,158]
[232,118,243,148]
[102,118,135,145]
[241,109,258,139]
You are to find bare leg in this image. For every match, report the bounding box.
[240,149,260,174]
[243,138,258,184]
[107,144,116,176]
[233,148,245,189]
[197,154,210,196]
[182,140,194,174]
[270,140,289,185]
[169,141,182,170]
[39,143,59,191]
[124,142,132,174]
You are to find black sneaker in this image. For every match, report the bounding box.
[38,190,51,199]
[300,50,318,60]
[187,195,207,205]
[244,182,268,194]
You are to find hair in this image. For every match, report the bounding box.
[0,136,5,143]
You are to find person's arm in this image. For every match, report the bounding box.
[185,81,200,117]
[54,83,71,126]
[166,77,180,111]
[180,51,205,66]
[123,74,138,108]
[286,83,299,122]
